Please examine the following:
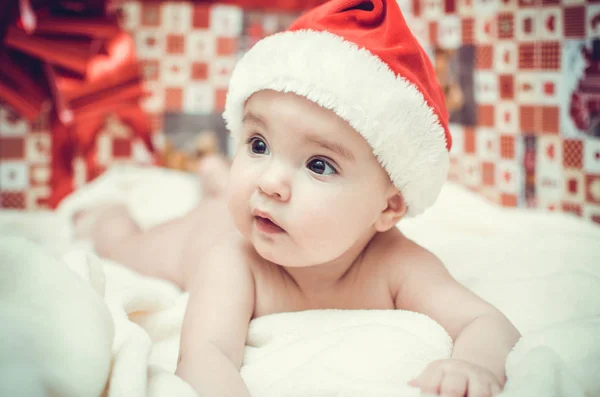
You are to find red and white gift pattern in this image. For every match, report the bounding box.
[0,1,244,210]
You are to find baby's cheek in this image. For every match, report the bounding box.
[228,160,255,197]
[293,200,356,248]
[226,171,254,234]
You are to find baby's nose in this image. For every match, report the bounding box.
[257,166,291,202]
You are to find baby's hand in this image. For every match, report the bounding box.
[408,359,502,397]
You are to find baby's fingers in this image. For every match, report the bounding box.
[409,367,444,395]
[467,376,492,397]
[440,372,468,397]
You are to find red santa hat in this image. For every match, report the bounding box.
[223,0,452,216]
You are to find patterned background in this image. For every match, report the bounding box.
[400,0,600,226]
[1,0,599,226]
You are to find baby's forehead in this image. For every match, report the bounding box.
[243,90,362,142]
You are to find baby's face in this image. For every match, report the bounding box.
[226,90,392,267]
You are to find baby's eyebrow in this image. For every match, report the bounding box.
[305,135,355,162]
[242,113,267,129]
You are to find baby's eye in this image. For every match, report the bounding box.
[307,158,337,175]
[248,137,269,155]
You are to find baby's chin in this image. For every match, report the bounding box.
[252,242,328,269]
[251,239,285,265]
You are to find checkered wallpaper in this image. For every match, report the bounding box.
[120,2,299,117]
[398,0,600,226]
[118,1,250,126]
[1,0,599,227]
[0,107,52,209]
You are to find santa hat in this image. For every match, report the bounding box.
[223,0,452,216]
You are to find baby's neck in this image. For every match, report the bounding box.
[280,230,378,296]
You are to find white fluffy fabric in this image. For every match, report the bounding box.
[223,30,449,216]
[1,165,600,397]
[241,310,452,397]
[0,238,113,397]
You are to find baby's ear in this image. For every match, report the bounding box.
[375,190,407,232]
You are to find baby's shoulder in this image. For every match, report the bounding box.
[367,228,434,263]
[204,235,260,266]
[365,228,444,284]
[191,233,260,284]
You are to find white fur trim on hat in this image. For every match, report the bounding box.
[223,29,449,216]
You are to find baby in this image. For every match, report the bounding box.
[83,1,520,396]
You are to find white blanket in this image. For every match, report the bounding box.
[1,165,600,397]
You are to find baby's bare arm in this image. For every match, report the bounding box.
[92,199,230,288]
[176,239,255,397]
[395,249,520,384]
[92,207,194,285]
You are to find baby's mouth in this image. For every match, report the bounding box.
[255,216,285,234]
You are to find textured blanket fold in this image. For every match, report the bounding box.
[0,238,113,397]
[241,310,452,397]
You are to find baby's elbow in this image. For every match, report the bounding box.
[507,319,522,345]
[175,353,191,380]
[490,309,521,347]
